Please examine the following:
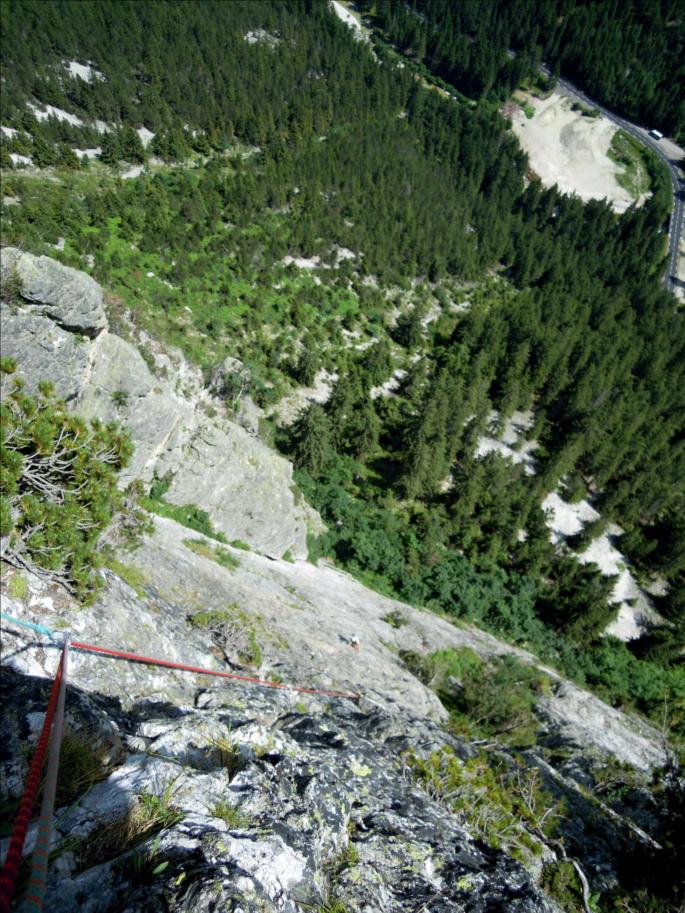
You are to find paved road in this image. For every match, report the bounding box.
[541,67,684,293]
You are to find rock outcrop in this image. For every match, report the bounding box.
[0,248,316,558]
[1,247,107,336]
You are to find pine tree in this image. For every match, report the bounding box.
[292,405,334,477]
[100,130,122,165]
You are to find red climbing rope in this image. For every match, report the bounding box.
[23,640,69,913]
[70,639,360,700]
[0,646,66,913]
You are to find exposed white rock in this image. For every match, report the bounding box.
[330,0,368,41]
[244,28,280,47]
[282,253,323,270]
[1,248,319,558]
[137,126,155,147]
[1,511,669,774]
[121,164,144,179]
[65,60,104,82]
[268,368,337,426]
[9,153,32,166]
[476,410,538,474]
[536,681,665,772]
[1,247,107,336]
[475,411,661,640]
[74,147,101,159]
[0,125,18,138]
[542,491,662,638]
[542,491,600,540]
[28,102,83,126]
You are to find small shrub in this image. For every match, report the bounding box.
[111,390,129,409]
[418,649,549,747]
[540,860,586,913]
[382,610,408,628]
[407,747,560,865]
[187,604,261,666]
[281,548,295,562]
[1,371,144,600]
[229,538,251,551]
[149,476,172,500]
[0,269,24,306]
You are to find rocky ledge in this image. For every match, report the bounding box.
[0,663,555,913]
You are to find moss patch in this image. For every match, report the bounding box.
[7,572,29,601]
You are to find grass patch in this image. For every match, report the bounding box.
[210,799,249,828]
[207,728,246,778]
[55,729,114,808]
[71,781,182,874]
[104,556,149,598]
[143,495,227,542]
[229,539,251,551]
[182,538,239,570]
[609,129,651,198]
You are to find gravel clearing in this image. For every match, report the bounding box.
[510,91,648,213]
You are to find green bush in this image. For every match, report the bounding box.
[422,648,549,746]
[0,368,145,599]
[187,605,261,666]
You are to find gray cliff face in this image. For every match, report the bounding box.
[0,247,317,558]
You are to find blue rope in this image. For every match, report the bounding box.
[0,612,58,640]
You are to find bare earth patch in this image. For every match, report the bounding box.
[509,91,649,213]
